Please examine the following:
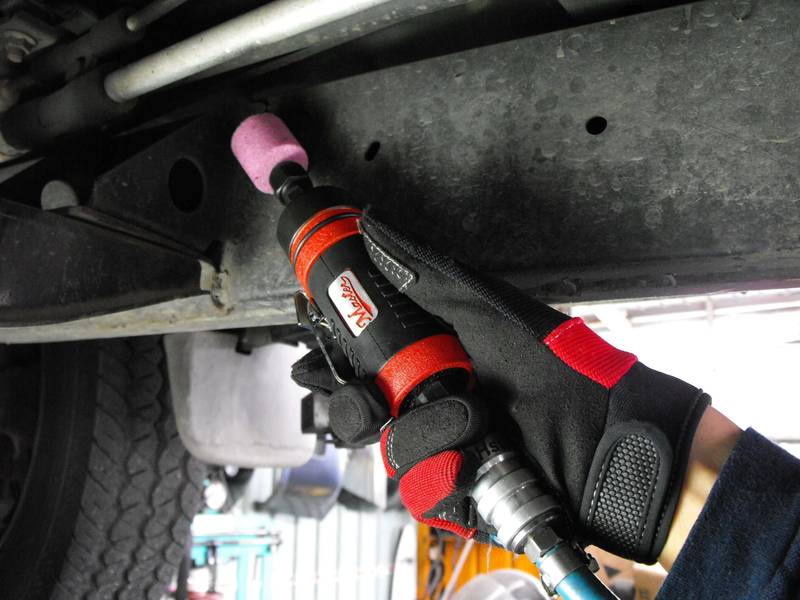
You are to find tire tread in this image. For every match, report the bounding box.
[54,337,204,599]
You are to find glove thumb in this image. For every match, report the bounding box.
[360,214,568,343]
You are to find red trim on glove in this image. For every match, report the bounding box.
[398,450,476,539]
[419,517,476,539]
[375,334,473,417]
[544,317,637,389]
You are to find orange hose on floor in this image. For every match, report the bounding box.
[417,524,540,599]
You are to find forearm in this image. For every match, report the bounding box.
[658,406,742,569]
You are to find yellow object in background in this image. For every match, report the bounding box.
[416,526,667,600]
[416,524,539,600]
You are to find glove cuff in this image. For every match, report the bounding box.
[580,373,710,563]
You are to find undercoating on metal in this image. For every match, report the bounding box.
[0,68,137,150]
[3,0,800,342]
[25,9,144,90]
[0,0,674,148]
[88,109,299,295]
[0,199,207,326]
[267,0,800,300]
[0,110,299,341]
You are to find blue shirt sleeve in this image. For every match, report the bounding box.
[658,428,800,599]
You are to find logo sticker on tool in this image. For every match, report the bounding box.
[328,270,378,337]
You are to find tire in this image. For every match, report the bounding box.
[0,337,206,599]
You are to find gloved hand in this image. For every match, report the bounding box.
[292,214,710,564]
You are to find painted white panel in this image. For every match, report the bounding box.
[358,511,379,600]
[295,517,319,600]
[337,508,361,600]
[316,505,341,600]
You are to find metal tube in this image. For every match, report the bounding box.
[126,0,191,32]
[105,0,403,103]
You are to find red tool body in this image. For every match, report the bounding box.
[279,197,475,419]
[232,114,476,422]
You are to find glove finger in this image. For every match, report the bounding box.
[399,451,477,539]
[380,394,486,479]
[361,214,568,343]
[290,347,339,394]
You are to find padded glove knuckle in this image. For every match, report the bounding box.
[383,394,487,476]
[329,382,388,445]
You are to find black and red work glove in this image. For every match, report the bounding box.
[292,215,710,564]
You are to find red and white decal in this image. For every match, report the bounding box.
[328,270,377,337]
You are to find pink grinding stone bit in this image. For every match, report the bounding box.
[231,113,309,194]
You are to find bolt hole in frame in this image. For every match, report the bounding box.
[364,140,382,161]
[585,116,607,135]
[169,157,205,213]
